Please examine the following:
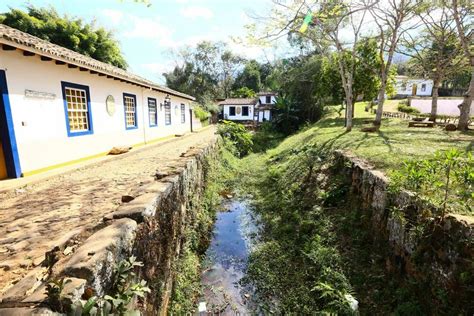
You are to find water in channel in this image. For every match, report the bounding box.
[199,199,258,315]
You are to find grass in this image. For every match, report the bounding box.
[269,102,473,172]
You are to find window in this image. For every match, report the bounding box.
[165,101,171,125]
[265,96,271,104]
[242,106,249,116]
[181,104,186,123]
[401,82,407,90]
[123,93,137,129]
[148,98,157,127]
[61,82,93,137]
[421,83,426,92]
[229,106,236,116]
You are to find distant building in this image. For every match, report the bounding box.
[394,76,433,98]
[0,25,197,179]
[218,92,276,124]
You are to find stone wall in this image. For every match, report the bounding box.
[0,139,219,315]
[333,150,473,312]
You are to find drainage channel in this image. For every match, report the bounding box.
[198,199,258,315]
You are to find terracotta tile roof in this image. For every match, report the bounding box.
[257,91,277,96]
[218,98,258,105]
[0,24,195,101]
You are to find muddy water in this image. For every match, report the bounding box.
[199,199,258,315]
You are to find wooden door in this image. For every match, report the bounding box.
[412,84,417,96]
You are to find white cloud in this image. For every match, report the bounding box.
[180,6,214,19]
[100,9,124,26]
[123,17,175,47]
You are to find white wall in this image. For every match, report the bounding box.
[411,98,474,116]
[258,110,272,122]
[223,104,255,121]
[1,50,193,174]
[258,95,276,104]
[396,78,433,97]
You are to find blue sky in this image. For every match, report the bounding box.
[1,0,279,84]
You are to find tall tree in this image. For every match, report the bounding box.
[450,0,473,130]
[371,0,418,126]
[0,6,127,69]
[233,60,262,93]
[401,5,467,121]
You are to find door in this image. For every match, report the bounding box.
[0,134,7,179]
[412,84,417,96]
[0,70,21,179]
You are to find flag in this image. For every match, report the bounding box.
[299,11,313,33]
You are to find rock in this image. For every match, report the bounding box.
[63,246,75,256]
[104,193,161,222]
[154,171,169,180]
[344,294,358,311]
[0,268,47,303]
[108,146,131,155]
[121,195,135,203]
[62,218,137,296]
[361,126,379,132]
[0,307,54,315]
[445,123,457,131]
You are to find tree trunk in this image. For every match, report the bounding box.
[346,93,353,131]
[457,67,474,130]
[430,80,440,122]
[374,80,386,125]
[452,0,473,131]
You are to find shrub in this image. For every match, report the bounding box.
[390,149,474,216]
[193,104,211,122]
[397,103,420,114]
[217,120,253,157]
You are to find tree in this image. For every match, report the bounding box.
[164,41,222,104]
[0,6,127,69]
[164,41,247,104]
[233,60,262,93]
[450,0,473,131]
[371,0,418,126]
[220,51,243,98]
[231,87,256,98]
[401,5,467,121]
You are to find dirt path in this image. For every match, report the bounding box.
[0,127,216,293]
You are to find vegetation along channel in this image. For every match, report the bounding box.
[167,110,473,315]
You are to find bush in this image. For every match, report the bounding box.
[193,105,211,122]
[397,103,420,114]
[217,120,253,157]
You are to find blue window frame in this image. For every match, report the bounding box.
[61,81,93,137]
[180,104,186,123]
[165,101,171,125]
[148,98,157,127]
[123,93,138,130]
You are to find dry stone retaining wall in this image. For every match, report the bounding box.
[0,139,219,315]
[334,150,473,312]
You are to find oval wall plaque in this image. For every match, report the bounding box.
[236,106,242,115]
[106,95,115,116]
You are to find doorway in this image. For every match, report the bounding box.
[0,70,21,179]
[411,84,418,96]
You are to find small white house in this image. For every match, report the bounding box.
[395,76,433,98]
[219,92,277,124]
[219,98,257,122]
[0,24,198,179]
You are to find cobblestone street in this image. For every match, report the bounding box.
[0,127,216,294]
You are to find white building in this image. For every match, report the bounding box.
[219,92,276,124]
[0,25,199,180]
[395,76,433,98]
